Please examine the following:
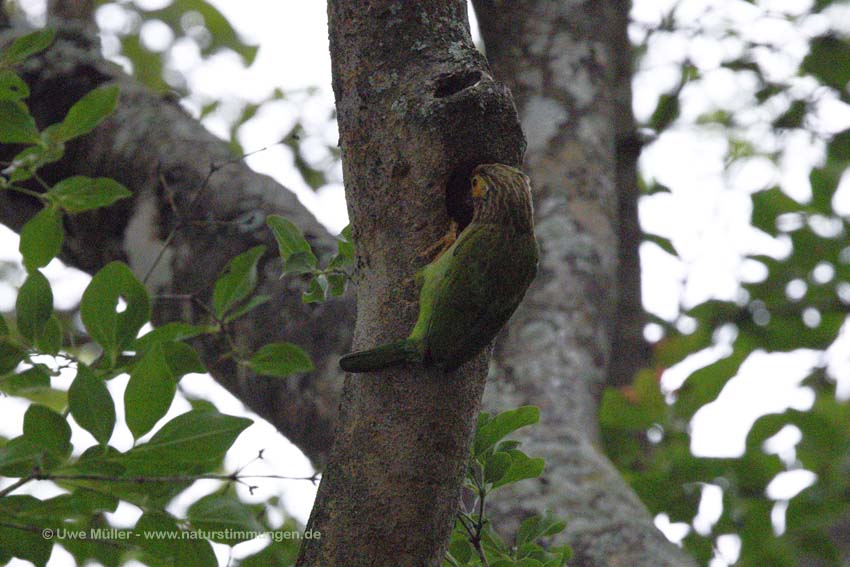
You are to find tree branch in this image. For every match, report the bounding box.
[0,24,353,468]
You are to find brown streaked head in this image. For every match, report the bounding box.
[469,164,534,232]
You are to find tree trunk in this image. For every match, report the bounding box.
[471,1,696,566]
[296,2,525,566]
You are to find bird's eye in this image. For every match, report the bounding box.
[471,175,486,198]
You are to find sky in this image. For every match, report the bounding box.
[2,1,850,566]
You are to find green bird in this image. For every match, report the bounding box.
[339,163,538,373]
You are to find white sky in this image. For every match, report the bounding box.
[3,1,850,565]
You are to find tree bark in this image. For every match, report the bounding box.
[296,2,524,566]
[471,1,696,566]
[0,24,350,468]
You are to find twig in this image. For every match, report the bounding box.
[0,467,321,499]
[33,471,321,484]
[0,477,31,498]
[142,143,280,285]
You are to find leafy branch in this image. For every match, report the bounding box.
[445,407,572,567]
[0,29,316,567]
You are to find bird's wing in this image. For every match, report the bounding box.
[423,223,537,369]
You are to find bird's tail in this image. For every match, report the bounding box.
[339,339,421,373]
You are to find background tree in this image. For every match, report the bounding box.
[0,1,848,567]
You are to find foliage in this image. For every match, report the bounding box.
[267,214,353,303]
[88,0,339,183]
[0,31,313,566]
[446,407,572,567]
[92,0,257,95]
[602,2,850,566]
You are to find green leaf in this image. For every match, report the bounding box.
[675,341,751,420]
[15,270,53,344]
[474,406,539,457]
[212,245,266,318]
[491,450,545,489]
[480,524,509,560]
[239,539,300,567]
[47,176,132,213]
[267,215,318,275]
[495,439,522,453]
[80,261,150,364]
[36,490,118,517]
[809,167,836,216]
[286,250,321,275]
[0,100,39,143]
[327,254,351,271]
[120,410,252,474]
[131,322,209,352]
[0,70,29,101]
[188,398,219,414]
[448,526,475,564]
[517,515,543,548]
[302,274,328,303]
[649,92,680,132]
[0,365,65,409]
[0,437,43,476]
[338,224,354,259]
[222,294,270,323]
[827,128,850,162]
[68,364,116,445]
[292,150,327,189]
[6,143,65,183]
[773,99,807,130]
[125,342,178,439]
[0,519,52,567]
[483,450,512,485]
[134,511,217,567]
[0,338,26,374]
[141,0,258,64]
[57,85,119,142]
[248,342,314,377]
[35,314,61,355]
[803,35,850,90]
[642,181,672,195]
[118,34,169,92]
[784,405,847,466]
[23,404,71,464]
[599,369,666,430]
[133,512,178,562]
[161,340,206,376]
[750,187,803,237]
[516,513,567,547]
[19,208,63,272]
[328,272,347,297]
[644,233,677,256]
[327,226,355,277]
[0,365,49,395]
[2,29,55,64]
[188,493,265,544]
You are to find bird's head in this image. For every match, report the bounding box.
[469,164,534,232]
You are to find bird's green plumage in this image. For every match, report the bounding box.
[339,164,538,373]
